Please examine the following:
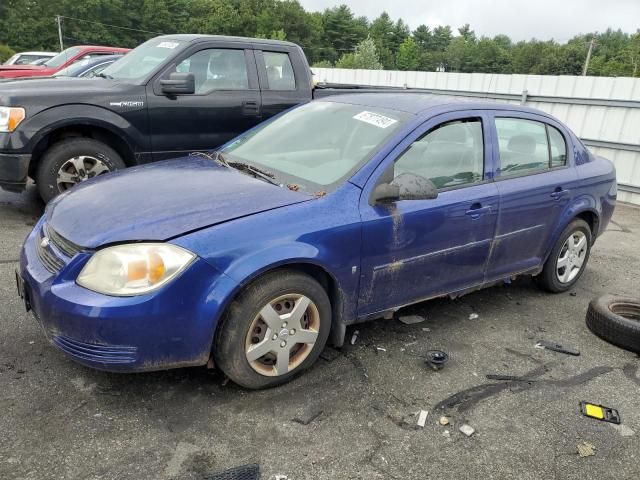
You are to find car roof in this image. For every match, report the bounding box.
[18,52,56,56]
[322,92,548,118]
[156,34,299,48]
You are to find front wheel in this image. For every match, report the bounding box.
[214,270,331,389]
[36,138,126,202]
[535,219,592,293]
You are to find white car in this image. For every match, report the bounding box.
[3,51,57,66]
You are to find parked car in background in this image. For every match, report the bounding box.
[0,45,130,79]
[3,51,56,66]
[17,94,616,388]
[52,55,124,78]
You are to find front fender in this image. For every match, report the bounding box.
[5,104,148,154]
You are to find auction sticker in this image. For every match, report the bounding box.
[157,41,179,49]
[353,111,398,129]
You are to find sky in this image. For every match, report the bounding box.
[299,0,640,42]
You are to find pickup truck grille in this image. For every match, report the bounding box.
[35,223,83,274]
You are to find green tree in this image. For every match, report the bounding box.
[0,44,15,63]
[396,37,419,70]
[336,37,382,69]
[321,5,368,64]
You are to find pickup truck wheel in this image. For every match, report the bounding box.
[36,138,125,202]
[535,219,592,293]
[214,270,331,389]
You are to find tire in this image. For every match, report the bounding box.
[214,270,332,389]
[535,219,592,293]
[586,295,640,354]
[36,138,126,203]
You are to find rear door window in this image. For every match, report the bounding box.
[263,51,296,90]
[548,126,567,168]
[495,118,550,176]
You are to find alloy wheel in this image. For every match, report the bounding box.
[56,155,111,192]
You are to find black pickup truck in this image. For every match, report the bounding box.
[0,34,349,201]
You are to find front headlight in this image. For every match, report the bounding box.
[0,106,26,133]
[77,243,195,296]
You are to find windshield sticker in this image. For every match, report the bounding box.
[353,111,398,129]
[157,41,179,49]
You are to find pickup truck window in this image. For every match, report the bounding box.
[175,49,249,92]
[395,119,484,189]
[495,118,551,176]
[263,52,296,90]
[101,38,186,80]
[223,101,410,192]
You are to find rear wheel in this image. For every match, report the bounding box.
[214,270,331,389]
[36,138,125,202]
[535,219,591,293]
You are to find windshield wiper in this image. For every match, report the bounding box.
[194,151,281,187]
[227,161,281,187]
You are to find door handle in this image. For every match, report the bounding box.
[242,101,260,115]
[550,187,570,200]
[465,204,492,219]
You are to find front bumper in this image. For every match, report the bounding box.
[19,218,239,372]
[0,151,30,192]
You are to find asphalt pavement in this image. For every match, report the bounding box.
[1,184,639,480]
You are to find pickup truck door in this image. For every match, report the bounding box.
[147,43,262,160]
[254,46,312,120]
[358,112,499,317]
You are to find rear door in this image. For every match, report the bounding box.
[485,112,578,280]
[254,46,311,120]
[147,41,261,160]
[358,111,499,316]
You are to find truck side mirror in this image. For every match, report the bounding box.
[161,72,195,95]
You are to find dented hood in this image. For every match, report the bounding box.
[46,156,310,248]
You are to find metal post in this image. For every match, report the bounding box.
[56,15,64,51]
[583,39,594,76]
[521,89,528,104]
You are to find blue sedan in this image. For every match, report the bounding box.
[18,94,617,388]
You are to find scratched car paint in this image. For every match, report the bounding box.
[19,93,616,389]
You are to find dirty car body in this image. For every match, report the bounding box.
[19,94,616,378]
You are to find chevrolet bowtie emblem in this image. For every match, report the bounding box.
[40,237,50,248]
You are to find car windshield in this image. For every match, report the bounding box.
[44,47,82,68]
[101,39,185,80]
[222,101,410,193]
[53,58,93,77]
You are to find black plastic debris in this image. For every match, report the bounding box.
[425,350,449,370]
[320,346,341,362]
[293,408,323,425]
[205,464,260,480]
[535,340,580,356]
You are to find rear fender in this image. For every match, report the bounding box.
[543,196,599,263]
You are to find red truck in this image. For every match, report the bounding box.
[0,45,130,79]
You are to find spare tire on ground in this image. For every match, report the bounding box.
[586,295,640,354]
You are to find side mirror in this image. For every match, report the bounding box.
[369,172,438,205]
[161,72,195,95]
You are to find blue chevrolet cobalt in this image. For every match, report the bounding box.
[18,94,616,388]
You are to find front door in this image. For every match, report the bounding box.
[358,112,499,316]
[147,45,261,160]
[485,114,579,280]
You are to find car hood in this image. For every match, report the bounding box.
[0,64,45,71]
[45,157,312,248]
